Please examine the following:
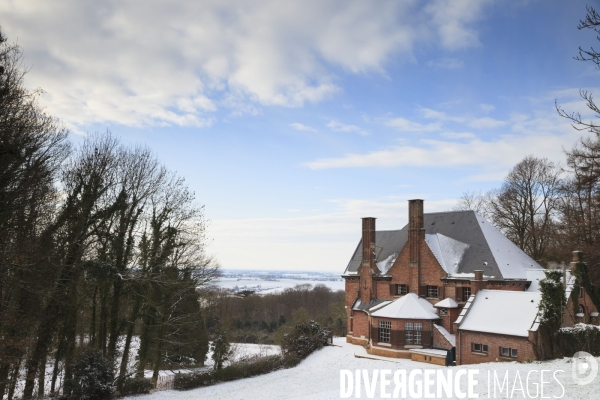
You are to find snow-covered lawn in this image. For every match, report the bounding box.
[123,338,600,399]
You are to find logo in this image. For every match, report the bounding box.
[571,351,598,386]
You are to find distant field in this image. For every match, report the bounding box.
[213,277,345,294]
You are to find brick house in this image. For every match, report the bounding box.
[342,199,599,365]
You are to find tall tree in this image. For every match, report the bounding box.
[455,156,562,263]
[0,30,70,400]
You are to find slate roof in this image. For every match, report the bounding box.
[343,210,543,279]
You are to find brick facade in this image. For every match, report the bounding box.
[458,330,536,365]
[433,325,454,350]
[343,200,600,366]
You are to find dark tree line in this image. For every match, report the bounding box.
[202,284,346,344]
[455,6,600,295]
[0,32,218,399]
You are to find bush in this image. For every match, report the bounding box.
[174,354,302,391]
[66,348,115,400]
[556,323,600,356]
[281,320,330,359]
[117,376,153,397]
[211,333,232,370]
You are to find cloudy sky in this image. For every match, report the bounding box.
[1,0,598,272]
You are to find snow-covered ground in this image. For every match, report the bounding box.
[123,338,600,399]
[214,277,345,294]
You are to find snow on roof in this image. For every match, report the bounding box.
[434,297,459,308]
[477,216,542,279]
[376,253,397,275]
[458,290,541,337]
[525,269,547,292]
[433,324,456,347]
[425,233,469,275]
[351,298,362,311]
[454,294,475,325]
[344,211,544,279]
[368,300,392,312]
[370,293,439,319]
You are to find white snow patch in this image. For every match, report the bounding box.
[376,253,397,275]
[370,293,439,319]
[458,290,541,337]
[424,233,469,274]
[434,297,459,308]
[123,336,600,399]
[477,215,543,278]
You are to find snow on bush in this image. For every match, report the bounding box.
[281,320,330,360]
[65,348,115,400]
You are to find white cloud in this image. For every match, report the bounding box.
[440,131,477,139]
[425,57,464,69]
[306,110,580,170]
[425,0,492,50]
[206,197,455,271]
[327,120,369,136]
[419,107,507,129]
[385,117,441,132]
[0,0,493,128]
[479,103,495,113]
[467,117,508,129]
[289,122,318,132]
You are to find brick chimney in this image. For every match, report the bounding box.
[471,270,485,295]
[408,200,424,295]
[359,217,377,303]
[570,250,584,277]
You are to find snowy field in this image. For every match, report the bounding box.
[124,337,600,399]
[214,277,345,294]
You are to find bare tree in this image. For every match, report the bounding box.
[487,156,562,263]
[557,5,600,134]
[0,31,70,400]
[453,191,492,219]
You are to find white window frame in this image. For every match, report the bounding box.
[397,284,408,295]
[405,322,422,345]
[427,286,439,298]
[379,320,391,343]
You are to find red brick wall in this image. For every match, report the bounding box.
[563,288,599,326]
[350,311,369,339]
[457,330,536,365]
[387,241,446,303]
[433,325,454,350]
[438,308,460,333]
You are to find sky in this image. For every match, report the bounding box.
[1,0,599,272]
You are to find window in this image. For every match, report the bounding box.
[397,284,408,295]
[379,320,391,343]
[462,287,471,300]
[427,286,439,298]
[472,343,488,353]
[500,347,518,358]
[439,308,448,316]
[578,304,585,314]
[404,322,422,345]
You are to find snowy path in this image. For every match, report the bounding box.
[124,338,600,399]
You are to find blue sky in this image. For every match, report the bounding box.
[1,0,598,271]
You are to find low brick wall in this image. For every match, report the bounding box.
[367,345,411,359]
[410,352,446,366]
[346,335,368,346]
